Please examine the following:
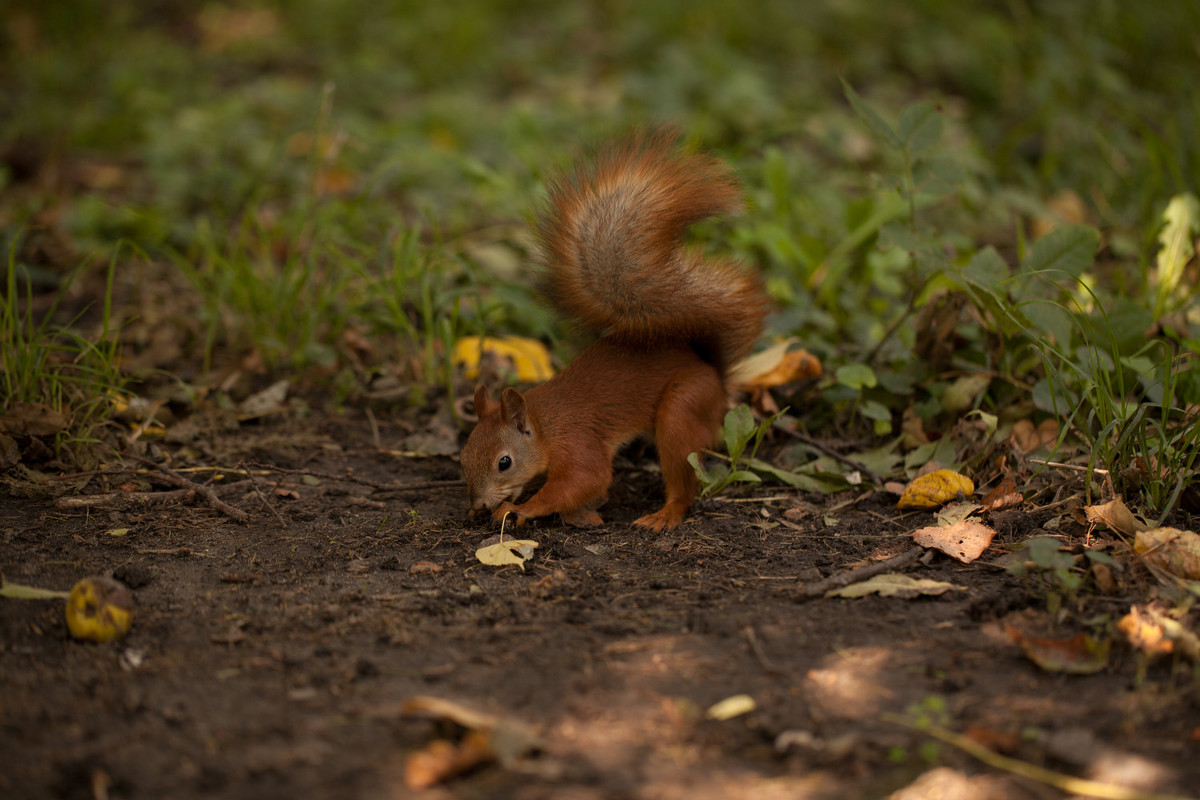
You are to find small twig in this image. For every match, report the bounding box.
[773,425,884,488]
[245,460,463,492]
[796,545,923,599]
[55,489,195,510]
[123,454,250,523]
[882,713,1199,800]
[364,406,383,451]
[742,625,787,676]
[238,460,288,526]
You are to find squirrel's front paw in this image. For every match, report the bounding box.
[492,502,526,527]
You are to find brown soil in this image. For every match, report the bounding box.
[1,416,1197,800]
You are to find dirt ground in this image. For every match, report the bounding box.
[2,414,1198,800]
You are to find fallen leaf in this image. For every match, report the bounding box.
[475,539,538,571]
[405,729,493,789]
[1134,527,1200,579]
[1082,496,1147,536]
[1032,189,1090,239]
[238,379,290,418]
[706,694,756,720]
[1005,625,1111,674]
[1117,606,1178,658]
[454,336,554,383]
[0,402,69,437]
[912,519,997,563]
[826,573,965,599]
[1009,419,1059,453]
[942,373,991,414]
[936,501,980,526]
[980,476,1023,511]
[729,339,822,389]
[400,695,541,787]
[897,469,975,509]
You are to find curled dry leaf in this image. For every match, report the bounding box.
[1117,605,1200,663]
[728,339,823,390]
[980,476,1022,512]
[1004,625,1111,675]
[1008,418,1059,453]
[1134,527,1200,579]
[1081,496,1147,536]
[911,519,997,564]
[401,696,541,789]
[896,470,974,509]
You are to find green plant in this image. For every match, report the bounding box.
[1,240,126,463]
[1008,536,1115,615]
[689,404,784,497]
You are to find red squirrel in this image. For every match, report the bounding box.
[460,129,769,531]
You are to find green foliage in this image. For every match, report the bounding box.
[0,1,1197,492]
[1,241,126,462]
[690,404,784,497]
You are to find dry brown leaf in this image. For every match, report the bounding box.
[1117,606,1177,658]
[1005,625,1111,674]
[1031,189,1090,239]
[1134,527,1200,579]
[728,339,823,389]
[896,470,974,509]
[0,402,69,437]
[1082,496,1148,536]
[912,519,996,563]
[900,406,931,448]
[1118,605,1200,662]
[1008,419,1059,453]
[404,729,494,789]
[980,476,1022,511]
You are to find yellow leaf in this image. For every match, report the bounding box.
[475,539,539,571]
[706,694,757,720]
[897,470,974,509]
[453,336,554,382]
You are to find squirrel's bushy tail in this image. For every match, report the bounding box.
[538,128,768,375]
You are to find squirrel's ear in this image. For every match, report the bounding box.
[499,387,530,434]
[473,384,495,417]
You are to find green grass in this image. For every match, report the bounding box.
[0,0,1198,512]
[1,241,126,466]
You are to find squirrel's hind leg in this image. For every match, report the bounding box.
[634,366,725,532]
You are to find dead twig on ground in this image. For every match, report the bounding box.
[796,545,924,599]
[54,488,195,510]
[123,454,251,523]
[245,461,463,492]
[773,424,884,488]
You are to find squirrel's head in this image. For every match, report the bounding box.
[461,385,546,513]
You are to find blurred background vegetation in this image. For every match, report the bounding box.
[1,0,1198,511]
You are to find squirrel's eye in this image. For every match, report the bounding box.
[498,455,512,472]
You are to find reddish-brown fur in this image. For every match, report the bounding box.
[460,129,769,531]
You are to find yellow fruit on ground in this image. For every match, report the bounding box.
[65,577,133,643]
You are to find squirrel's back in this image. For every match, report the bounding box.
[538,129,768,375]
